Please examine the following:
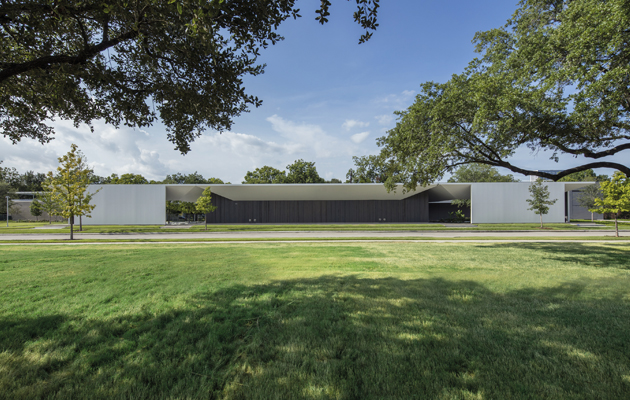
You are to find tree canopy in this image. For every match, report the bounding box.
[1,0,380,153]
[243,160,327,184]
[0,161,47,191]
[285,159,325,184]
[345,155,398,183]
[243,166,287,184]
[557,169,609,183]
[0,182,16,216]
[161,172,225,184]
[447,164,518,183]
[378,0,630,192]
[92,173,149,185]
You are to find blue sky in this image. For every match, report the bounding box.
[1,0,624,183]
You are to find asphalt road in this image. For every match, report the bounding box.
[0,230,628,241]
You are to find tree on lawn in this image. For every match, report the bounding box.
[591,172,630,237]
[45,144,99,240]
[195,187,217,231]
[1,0,380,154]
[576,184,603,222]
[526,180,557,228]
[377,0,629,193]
[30,199,43,221]
[36,189,60,224]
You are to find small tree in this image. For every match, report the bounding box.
[195,187,217,231]
[45,144,99,240]
[576,184,603,221]
[36,189,60,224]
[30,199,43,221]
[591,172,630,237]
[526,180,558,228]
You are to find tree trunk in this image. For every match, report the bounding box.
[80,215,83,231]
[70,216,74,240]
[591,212,594,222]
[615,214,619,238]
[540,213,543,228]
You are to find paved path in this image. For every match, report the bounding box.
[0,230,628,241]
[1,240,628,246]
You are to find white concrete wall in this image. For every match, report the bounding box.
[85,184,166,225]
[471,182,566,224]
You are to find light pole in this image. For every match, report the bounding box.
[5,196,9,227]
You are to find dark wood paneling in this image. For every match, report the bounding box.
[206,192,429,223]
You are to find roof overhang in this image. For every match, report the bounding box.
[164,183,473,202]
[564,182,597,192]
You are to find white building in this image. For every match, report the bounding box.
[82,182,594,225]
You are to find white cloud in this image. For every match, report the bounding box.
[197,131,301,156]
[350,131,370,144]
[376,114,395,125]
[342,119,369,131]
[0,119,169,180]
[378,90,416,107]
[0,114,377,185]
[266,114,353,159]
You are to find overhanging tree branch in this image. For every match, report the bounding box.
[548,141,630,159]
[0,29,139,83]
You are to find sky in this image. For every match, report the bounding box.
[1,0,625,183]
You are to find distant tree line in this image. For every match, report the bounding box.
[242,159,340,184]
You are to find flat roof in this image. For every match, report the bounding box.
[164,183,464,202]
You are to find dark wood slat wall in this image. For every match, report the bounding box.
[206,192,429,223]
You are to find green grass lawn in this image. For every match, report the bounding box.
[1,243,630,399]
[1,220,627,235]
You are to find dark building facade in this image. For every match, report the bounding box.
[206,192,430,223]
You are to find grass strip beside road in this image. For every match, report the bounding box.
[2,236,630,244]
[1,242,630,399]
[1,221,628,234]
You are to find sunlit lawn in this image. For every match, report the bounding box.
[0,220,625,235]
[1,243,629,399]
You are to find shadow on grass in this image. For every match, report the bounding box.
[2,276,630,399]
[477,242,630,270]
